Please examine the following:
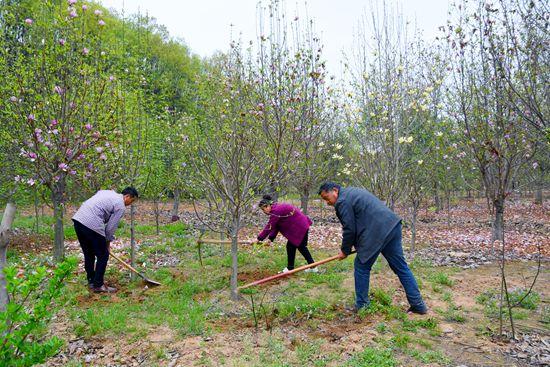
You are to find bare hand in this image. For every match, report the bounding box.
[338,250,347,260]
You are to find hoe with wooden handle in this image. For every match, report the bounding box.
[238,251,356,290]
[109,250,162,286]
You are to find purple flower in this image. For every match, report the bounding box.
[99,153,107,160]
[44,141,52,148]
[28,152,37,161]
[59,38,66,46]
[92,131,100,139]
[69,170,77,175]
[50,119,58,127]
[82,5,88,11]
[52,129,59,135]
[69,9,78,18]
[109,75,115,81]
[533,162,539,169]
[54,85,64,95]
[98,20,105,26]
[25,18,33,25]
[95,146,103,153]
[94,9,102,16]
[54,176,60,183]
[69,102,76,109]
[87,163,94,171]
[9,96,17,103]
[58,163,69,171]
[14,176,21,183]
[68,0,77,4]
[28,114,35,121]
[77,154,85,160]
[27,178,35,186]
[82,47,89,55]
[85,123,92,130]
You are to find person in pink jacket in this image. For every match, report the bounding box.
[257,195,318,273]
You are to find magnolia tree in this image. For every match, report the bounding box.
[3,2,121,261]
[344,3,431,209]
[191,48,270,300]
[446,0,545,337]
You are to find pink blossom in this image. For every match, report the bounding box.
[50,119,58,127]
[69,127,74,132]
[58,163,69,171]
[69,170,77,175]
[59,38,66,46]
[85,123,92,131]
[82,47,89,55]
[532,162,539,169]
[68,0,77,4]
[28,114,35,121]
[94,9,102,16]
[28,152,37,161]
[98,20,105,26]
[9,96,17,103]
[99,153,107,160]
[27,178,35,186]
[69,9,77,18]
[82,5,88,11]
[54,85,64,95]
[25,18,33,25]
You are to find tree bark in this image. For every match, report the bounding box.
[230,218,240,300]
[0,202,16,312]
[411,205,418,259]
[130,203,136,281]
[52,180,66,262]
[492,198,505,243]
[154,199,160,235]
[300,191,309,216]
[171,188,180,221]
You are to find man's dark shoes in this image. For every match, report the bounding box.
[407,306,428,315]
[91,284,117,293]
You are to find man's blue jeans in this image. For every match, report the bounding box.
[354,223,426,311]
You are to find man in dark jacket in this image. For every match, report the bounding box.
[319,182,427,314]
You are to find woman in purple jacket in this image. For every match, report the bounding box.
[257,195,317,273]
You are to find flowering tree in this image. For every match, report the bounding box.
[446,0,545,337]
[3,1,121,261]
[344,3,428,209]
[191,47,270,300]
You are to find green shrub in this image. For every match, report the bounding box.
[0,257,77,366]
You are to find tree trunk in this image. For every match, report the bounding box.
[52,181,66,262]
[492,198,505,243]
[411,205,417,259]
[230,218,240,300]
[0,202,16,312]
[33,187,40,233]
[434,182,442,213]
[130,203,136,281]
[171,188,180,221]
[300,191,309,216]
[154,199,160,235]
[534,166,543,205]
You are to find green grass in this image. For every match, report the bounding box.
[408,349,451,365]
[476,288,541,320]
[345,347,397,367]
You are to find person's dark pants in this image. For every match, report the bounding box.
[286,230,315,270]
[354,223,426,311]
[73,220,109,288]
